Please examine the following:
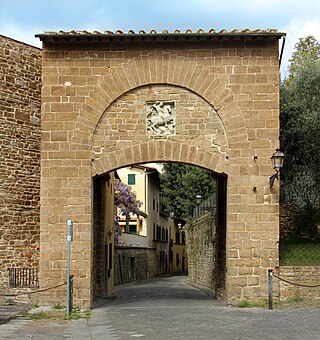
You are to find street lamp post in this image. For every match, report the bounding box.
[196,195,202,204]
[195,194,202,217]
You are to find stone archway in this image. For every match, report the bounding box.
[38,30,284,308]
[91,83,229,301]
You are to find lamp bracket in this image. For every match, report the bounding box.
[269,172,278,188]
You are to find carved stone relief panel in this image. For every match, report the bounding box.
[146,101,175,136]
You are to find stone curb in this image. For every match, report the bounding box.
[185,279,216,298]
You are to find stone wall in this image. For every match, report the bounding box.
[0,35,41,293]
[279,202,297,237]
[187,212,216,291]
[114,247,158,286]
[277,266,320,301]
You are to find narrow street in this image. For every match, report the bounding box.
[90,275,320,339]
[0,275,319,339]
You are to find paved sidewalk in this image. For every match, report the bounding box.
[0,301,31,325]
[0,276,320,339]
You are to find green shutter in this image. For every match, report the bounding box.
[128,174,135,185]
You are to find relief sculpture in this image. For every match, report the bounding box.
[146,101,175,136]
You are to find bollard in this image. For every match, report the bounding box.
[68,274,74,314]
[268,269,273,310]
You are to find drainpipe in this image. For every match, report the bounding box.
[279,35,286,68]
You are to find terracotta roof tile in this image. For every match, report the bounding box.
[36,28,285,43]
[40,28,282,36]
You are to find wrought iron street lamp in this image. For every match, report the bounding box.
[195,194,202,218]
[196,195,202,204]
[269,149,285,188]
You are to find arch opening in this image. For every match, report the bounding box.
[92,161,227,302]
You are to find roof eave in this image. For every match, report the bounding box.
[35,32,286,44]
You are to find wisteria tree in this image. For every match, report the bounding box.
[114,179,142,232]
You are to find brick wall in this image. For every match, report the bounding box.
[187,212,216,291]
[114,247,158,285]
[0,35,41,293]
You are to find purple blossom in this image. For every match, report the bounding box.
[114,179,142,216]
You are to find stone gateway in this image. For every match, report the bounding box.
[35,29,285,308]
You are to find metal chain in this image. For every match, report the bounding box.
[0,281,68,297]
[273,273,320,288]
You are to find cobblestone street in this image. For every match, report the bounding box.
[1,275,320,339]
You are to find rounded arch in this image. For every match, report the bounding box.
[92,140,228,177]
[91,51,236,115]
[91,83,229,177]
[76,52,246,151]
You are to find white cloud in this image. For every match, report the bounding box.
[280,17,320,76]
[0,23,41,48]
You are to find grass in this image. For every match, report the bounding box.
[52,303,64,310]
[287,297,304,304]
[237,299,269,308]
[280,237,320,266]
[5,299,15,306]
[19,307,91,321]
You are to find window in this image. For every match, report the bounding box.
[129,225,137,234]
[169,250,173,262]
[128,174,135,185]
[156,225,161,240]
[176,232,180,244]
[8,268,39,288]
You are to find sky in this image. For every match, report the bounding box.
[1,0,320,76]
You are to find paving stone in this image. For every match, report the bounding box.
[0,276,319,339]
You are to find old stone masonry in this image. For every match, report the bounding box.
[1,29,288,309]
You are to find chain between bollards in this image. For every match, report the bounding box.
[268,269,273,310]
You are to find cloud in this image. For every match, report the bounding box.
[280,17,320,76]
[0,23,41,48]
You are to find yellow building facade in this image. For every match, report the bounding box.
[170,218,188,274]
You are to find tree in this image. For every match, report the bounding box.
[280,37,320,237]
[160,163,216,219]
[114,179,142,232]
[286,35,320,84]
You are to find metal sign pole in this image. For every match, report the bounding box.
[67,219,73,316]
